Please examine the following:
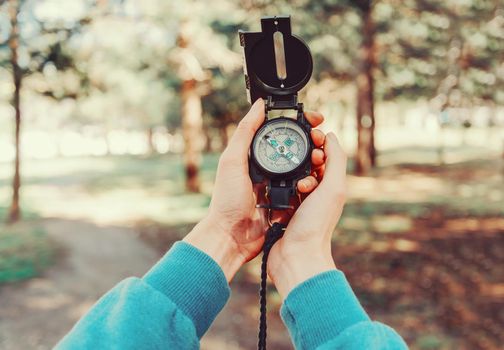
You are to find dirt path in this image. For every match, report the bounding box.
[0,218,269,350]
[0,218,159,350]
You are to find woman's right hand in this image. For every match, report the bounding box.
[267,132,348,299]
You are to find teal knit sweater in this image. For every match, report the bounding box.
[56,242,407,349]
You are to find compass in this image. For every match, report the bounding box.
[240,15,313,210]
[240,16,314,349]
[251,117,310,176]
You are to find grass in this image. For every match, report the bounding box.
[0,205,54,284]
[0,223,54,283]
[0,154,219,225]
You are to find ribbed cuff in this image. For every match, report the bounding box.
[143,241,230,338]
[280,270,370,350]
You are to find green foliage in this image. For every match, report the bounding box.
[0,226,54,283]
[376,0,504,104]
[0,0,86,93]
[1,0,502,142]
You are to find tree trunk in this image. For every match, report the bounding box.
[355,2,376,175]
[177,20,205,193]
[218,115,235,150]
[181,79,203,192]
[7,0,22,224]
[219,124,229,150]
[147,127,156,154]
[203,123,212,153]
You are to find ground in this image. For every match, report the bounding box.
[0,148,502,350]
[0,219,158,349]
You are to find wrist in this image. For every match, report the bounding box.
[183,216,245,283]
[269,244,336,299]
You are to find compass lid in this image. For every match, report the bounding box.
[239,16,313,109]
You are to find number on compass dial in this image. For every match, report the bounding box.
[252,118,309,174]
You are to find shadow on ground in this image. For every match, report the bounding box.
[135,160,504,350]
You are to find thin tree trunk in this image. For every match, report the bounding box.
[218,115,234,150]
[355,2,376,175]
[7,0,21,224]
[177,20,204,193]
[219,124,229,150]
[147,127,156,154]
[181,79,203,192]
[203,123,212,152]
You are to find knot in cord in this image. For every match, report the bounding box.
[258,222,286,350]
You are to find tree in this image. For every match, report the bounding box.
[354,0,376,174]
[175,20,207,192]
[262,0,504,174]
[161,1,242,192]
[6,0,22,223]
[308,0,378,175]
[1,0,87,222]
[246,0,378,174]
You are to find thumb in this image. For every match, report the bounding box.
[227,98,265,158]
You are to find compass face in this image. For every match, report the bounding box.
[252,118,309,174]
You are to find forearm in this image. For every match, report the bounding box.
[56,278,200,349]
[183,216,245,282]
[56,241,230,349]
[269,241,337,298]
[279,270,408,350]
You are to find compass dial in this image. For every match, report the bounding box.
[252,118,309,174]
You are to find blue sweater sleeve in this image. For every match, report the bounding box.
[55,241,230,350]
[280,270,408,350]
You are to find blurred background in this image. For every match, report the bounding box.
[0,0,503,349]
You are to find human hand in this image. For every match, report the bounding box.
[267,132,347,298]
[184,98,327,282]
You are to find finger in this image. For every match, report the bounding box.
[297,175,319,193]
[311,148,325,167]
[226,98,265,158]
[318,132,347,196]
[311,129,325,148]
[313,163,325,179]
[304,111,324,127]
[288,133,345,233]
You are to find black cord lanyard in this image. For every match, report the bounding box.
[258,221,286,350]
[256,178,300,349]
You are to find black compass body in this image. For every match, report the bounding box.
[239,16,313,210]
